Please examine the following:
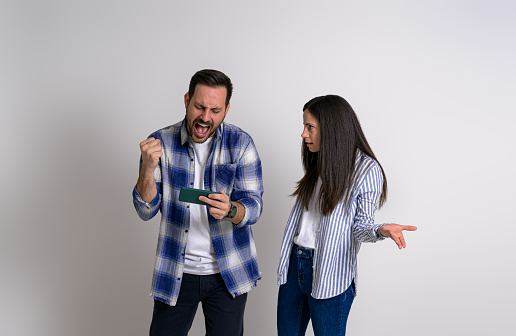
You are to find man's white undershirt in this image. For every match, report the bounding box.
[184,137,220,275]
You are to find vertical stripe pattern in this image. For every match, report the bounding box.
[277,152,385,299]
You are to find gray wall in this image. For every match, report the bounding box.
[2,1,515,335]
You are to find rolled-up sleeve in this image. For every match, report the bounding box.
[352,163,385,243]
[232,138,264,227]
[132,131,164,221]
[132,148,163,221]
[132,183,161,221]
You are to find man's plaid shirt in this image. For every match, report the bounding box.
[133,119,264,306]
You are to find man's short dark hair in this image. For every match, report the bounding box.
[188,69,233,107]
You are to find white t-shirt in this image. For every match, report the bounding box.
[293,179,322,250]
[183,137,220,275]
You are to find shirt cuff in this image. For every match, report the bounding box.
[132,185,160,208]
[233,197,258,227]
[375,224,386,241]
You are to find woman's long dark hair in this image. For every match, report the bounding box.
[292,95,387,216]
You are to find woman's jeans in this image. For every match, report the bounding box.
[277,245,355,336]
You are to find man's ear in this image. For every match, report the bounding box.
[224,102,231,117]
[184,92,189,108]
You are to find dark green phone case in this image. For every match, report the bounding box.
[178,187,217,206]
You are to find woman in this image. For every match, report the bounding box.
[277,95,416,335]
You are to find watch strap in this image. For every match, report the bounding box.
[226,201,237,219]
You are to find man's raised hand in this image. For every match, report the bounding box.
[140,137,163,172]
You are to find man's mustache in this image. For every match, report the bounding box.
[192,118,213,127]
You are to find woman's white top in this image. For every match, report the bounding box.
[293,179,322,249]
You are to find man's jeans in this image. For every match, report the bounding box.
[150,273,247,336]
[277,245,355,336]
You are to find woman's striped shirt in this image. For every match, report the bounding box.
[277,152,385,299]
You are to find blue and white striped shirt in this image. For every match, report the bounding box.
[277,152,385,299]
[133,119,264,306]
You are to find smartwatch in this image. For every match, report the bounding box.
[226,201,237,219]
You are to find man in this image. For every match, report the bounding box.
[132,69,263,336]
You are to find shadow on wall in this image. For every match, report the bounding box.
[7,91,306,335]
[10,96,159,335]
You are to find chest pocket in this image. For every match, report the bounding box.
[215,163,237,195]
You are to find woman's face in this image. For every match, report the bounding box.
[301,110,320,152]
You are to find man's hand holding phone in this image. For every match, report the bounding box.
[199,191,232,220]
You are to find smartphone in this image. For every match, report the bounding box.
[179,187,218,206]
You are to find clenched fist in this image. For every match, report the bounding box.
[140,137,163,172]
[136,137,163,203]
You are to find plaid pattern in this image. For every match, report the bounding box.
[133,119,264,306]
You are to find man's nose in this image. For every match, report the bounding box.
[200,110,210,121]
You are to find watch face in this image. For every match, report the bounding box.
[228,202,237,218]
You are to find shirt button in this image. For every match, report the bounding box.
[177,278,181,281]
[185,230,188,233]
[190,182,193,185]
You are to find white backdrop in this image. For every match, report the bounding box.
[2,1,515,335]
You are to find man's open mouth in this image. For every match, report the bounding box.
[194,122,210,138]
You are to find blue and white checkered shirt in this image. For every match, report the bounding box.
[133,119,264,306]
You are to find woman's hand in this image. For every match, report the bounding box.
[379,224,417,249]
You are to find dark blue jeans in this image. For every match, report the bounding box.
[277,245,355,336]
[150,273,247,336]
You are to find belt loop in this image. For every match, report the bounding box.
[294,244,314,259]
